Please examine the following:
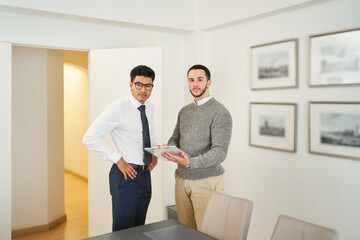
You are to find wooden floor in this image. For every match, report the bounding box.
[13,172,88,240]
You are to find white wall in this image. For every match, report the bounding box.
[0,42,12,240]
[11,47,65,230]
[46,49,65,223]
[12,47,48,228]
[204,0,360,239]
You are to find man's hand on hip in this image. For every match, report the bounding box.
[116,158,137,180]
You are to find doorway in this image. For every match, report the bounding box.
[63,50,89,239]
[11,46,89,239]
[64,50,89,180]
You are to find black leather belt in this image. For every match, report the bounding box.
[128,163,149,171]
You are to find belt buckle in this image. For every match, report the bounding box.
[142,165,149,171]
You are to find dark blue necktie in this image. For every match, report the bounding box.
[138,105,152,165]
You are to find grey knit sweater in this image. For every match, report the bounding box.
[167,98,232,180]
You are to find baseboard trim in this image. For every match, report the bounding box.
[12,224,48,238]
[65,168,88,182]
[49,214,67,230]
[12,214,67,238]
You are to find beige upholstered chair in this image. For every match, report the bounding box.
[200,192,253,240]
[270,215,338,240]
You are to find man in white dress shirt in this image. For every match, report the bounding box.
[83,65,158,231]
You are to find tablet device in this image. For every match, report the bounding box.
[144,146,189,158]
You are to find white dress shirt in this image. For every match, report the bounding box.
[83,94,157,164]
[194,96,213,106]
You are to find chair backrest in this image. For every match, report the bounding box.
[270,215,338,240]
[201,192,253,240]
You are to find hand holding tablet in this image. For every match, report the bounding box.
[144,146,189,159]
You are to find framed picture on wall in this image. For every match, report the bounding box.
[309,102,360,160]
[250,103,297,152]
[309,28,360,87]
[250,39,298,90]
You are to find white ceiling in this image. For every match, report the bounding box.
[0,0,322,32]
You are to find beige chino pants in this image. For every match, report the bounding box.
[175,173,224,230]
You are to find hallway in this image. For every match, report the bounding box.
[13,172,88,240]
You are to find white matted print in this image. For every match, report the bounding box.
[309,102,360,160]
[250,103,297,152]
[251,39,298,90]
[309,28,360,87]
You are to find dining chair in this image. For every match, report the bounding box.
[270,214,338,240]
[200,192,254,240]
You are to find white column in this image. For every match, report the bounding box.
[0,42,12,240]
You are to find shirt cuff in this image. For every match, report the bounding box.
[108,152,122,164]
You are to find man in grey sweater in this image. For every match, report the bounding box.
[162,64,232,230]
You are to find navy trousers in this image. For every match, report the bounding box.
[109,164,151,232]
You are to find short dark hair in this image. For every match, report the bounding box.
[130,65,155,82]
[187,64,211,80]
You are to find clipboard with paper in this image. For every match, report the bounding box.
[144,146,189,159]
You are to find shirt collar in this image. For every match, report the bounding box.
[194,96,213,106]
[129,93,144,109]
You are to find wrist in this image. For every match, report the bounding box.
[116,157,124,165]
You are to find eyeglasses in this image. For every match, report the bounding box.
[134,82,154,91]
